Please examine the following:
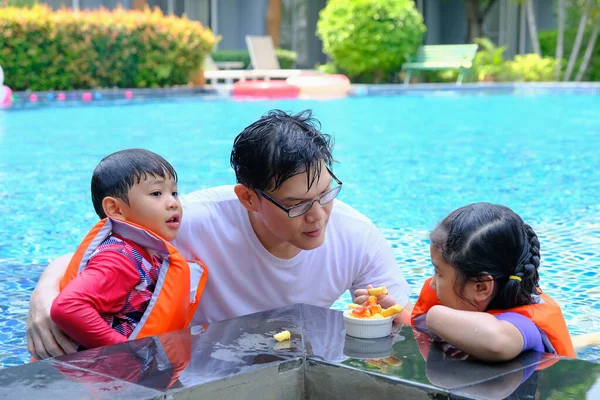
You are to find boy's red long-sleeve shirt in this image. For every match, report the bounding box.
[51,236,160,350]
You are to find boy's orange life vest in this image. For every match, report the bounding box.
[411,277,575,358]
[60,217,208,340]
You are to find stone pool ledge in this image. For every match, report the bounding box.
[1,304,599,399]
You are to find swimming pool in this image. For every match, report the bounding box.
[1,92,599,368]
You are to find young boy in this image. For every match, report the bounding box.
[50,149,207,350]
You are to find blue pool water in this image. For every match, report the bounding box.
[0,92,599,368]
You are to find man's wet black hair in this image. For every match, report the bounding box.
[91,149,178,219]
[230,109,334,192]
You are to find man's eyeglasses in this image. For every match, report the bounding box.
[258,168,343,218]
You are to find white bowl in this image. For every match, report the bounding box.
[343,310,393,339]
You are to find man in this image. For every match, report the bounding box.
[27,109,412,360]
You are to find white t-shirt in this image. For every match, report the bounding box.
[173,185,410,325]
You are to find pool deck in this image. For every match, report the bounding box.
[1,304,599,399]
[2,82,599,110]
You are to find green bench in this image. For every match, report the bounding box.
[402,44,479,84]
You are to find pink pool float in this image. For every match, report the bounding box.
[0,66,13,108]
[286,74,351,99]
[232,80,300,100]
[0,85,12,108]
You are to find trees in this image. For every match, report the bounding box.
[464,0,499,43]
[266,0,282,48]
[564,0,593,80]
[466,0,598,81]
[555,0,566,79]
[525,0,541,55]
[464,0,541,56]
[575,17,600,81]
[131,0,147,11]
[562,0,600,81]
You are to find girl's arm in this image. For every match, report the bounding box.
[426,305,524,361]
[50,251,141,349]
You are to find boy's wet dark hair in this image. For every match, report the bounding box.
[430,202,541,310]
[91,149,178,219]
[230,109,334,192]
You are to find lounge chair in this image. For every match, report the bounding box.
[402,44,478,85]
[203,55,251,85]
[244,35,307,79]
[204,35,317,85]
[203,53,305,85]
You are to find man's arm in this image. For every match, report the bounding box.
[26,253,76,360]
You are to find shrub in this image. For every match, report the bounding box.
[471,37,561,82]
[431,70,460,83]
[0,5,218,90]
[316,62,339,75]
[408,69,459,83]
[539,29,600,81]
[472,37,507,81]
[502,54,560,82]
[317,0,425,83]
[1,0,36,7]
[211,48,297,69]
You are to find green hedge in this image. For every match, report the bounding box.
[211,49,297,69]
[317,0,425,83]
[0,5,218,90]
[539,29,600,81]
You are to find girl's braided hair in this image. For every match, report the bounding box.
[430,203,541,310]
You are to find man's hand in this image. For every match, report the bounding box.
[26,253,77,360]
[354,284,397,309]
[354,284,413,324]
[26,285,76,360]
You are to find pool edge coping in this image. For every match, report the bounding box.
[2,82,598,109]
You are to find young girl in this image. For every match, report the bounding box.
[411,202,575,361]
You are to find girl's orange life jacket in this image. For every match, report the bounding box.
[60,217,208,341]
[411,277,575,358]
